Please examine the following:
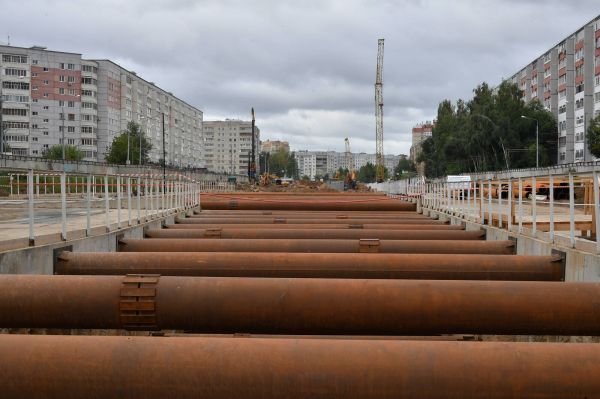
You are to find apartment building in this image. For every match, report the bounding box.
[295,149,403,180]
[409,122,434,176]
[202,120,260,175]
[505,15,600,164]
[0,45,203,166]
[260,140,289,154]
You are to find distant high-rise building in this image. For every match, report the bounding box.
[410,122,434,175]
[202,120,260,175]
[0,45,203,167]
[260,140,289,154]
[505,15,600,164]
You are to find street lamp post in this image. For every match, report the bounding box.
[521,115,539,168]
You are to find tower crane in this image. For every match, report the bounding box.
[344,137,357,190]
[375,38,385,183]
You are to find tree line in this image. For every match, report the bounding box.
[418,82,557,177]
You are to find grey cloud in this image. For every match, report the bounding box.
[1,0,598,154]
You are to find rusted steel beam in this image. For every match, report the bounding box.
[144,228,483,240]
[166,223,462,230]
[199,197,416,211]
[178,217,445,225]
[0,275,597,335]
[3,336,599,399]
[56,252,562,281]
[118,238,515,255]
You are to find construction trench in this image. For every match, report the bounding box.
[2,191,600,398]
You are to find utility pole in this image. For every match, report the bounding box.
[248,108,257,183]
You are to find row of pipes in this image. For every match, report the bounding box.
[3,191,600,398]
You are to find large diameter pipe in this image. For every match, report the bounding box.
[56,252,563,281]
[178,217,445,225]
[144,228,484,240]
[0,275,599,335]
[194,210,426,218]
[119,238,516,254]
[167,223,462,231]
[4,336,600,399]
[200,198,416,211]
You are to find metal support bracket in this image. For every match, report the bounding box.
[52,245,73,275]
[551,249,567,281]
[120,274,160,331]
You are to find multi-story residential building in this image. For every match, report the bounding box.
[260,140,289,154]
[202,120,260,175]
[294,150,404,180]
[0,45,203,166]
[409,122,434,175]
[505,15,600,164]
[296,150,317,179]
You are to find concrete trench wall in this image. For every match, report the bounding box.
[0,208,197,275]
[422,206,600,282]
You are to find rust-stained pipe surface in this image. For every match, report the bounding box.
[0,275,598,335]
[144,228,484,240]
[167,223,462,230]
[119,238,515,255]
[3,336,599,399]
[199,197,416,211]
[178,217,444,225]
[56,252,563,281]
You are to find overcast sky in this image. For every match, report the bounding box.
[1,0,599,154]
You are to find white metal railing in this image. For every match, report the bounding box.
[370,172,600,254]
[0,170,205,244]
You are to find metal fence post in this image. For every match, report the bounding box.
[531,176,537,236]
[549,173,555,243]
[136,177,141,224]
[594,171,600,254]
[35,173,39,197]
[569,173,575,247]
[487,179,492,227]
[498,181,503,228]
[27,169,34,245]
[518,178,523,234]
[117,175,122,229]
[144,177,149,222]
[480,179,484,223]
[104,175,110,232]
[507,178,512,231]
[86,174,91,237]
[127,177,132,226]
[60,172,67,241]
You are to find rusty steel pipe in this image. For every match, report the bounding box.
[118,238,515,255]
[178,217,445,225]
[55,252,563,281]
[194,210,426,218]
[4,336,600,399]
[167,223,462,231]
[199,197,416,211]
[0,275,598,335]
[144,228,483,240]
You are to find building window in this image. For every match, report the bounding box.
[2,81,29,90]
[58,101,65,106]
[43,131,48,136]
[67,76,75,83]
[2,108,28,116]
[68,114,75,121]
[43,119,49,123]
[67,101,74,108]
[67,126,75,133]
[59,63,65,69]
[559,136,566,147]
[575,149,584,159]
[59,88,65,95]
[67,63,75,70]
[2,54,27,63]
[4,68,27,77]
[576,115,584,126]
[68,89,76,96]
[43,67,49,72]
[59,75,65,82]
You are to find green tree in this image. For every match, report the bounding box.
[393,158,415,178]
[587,114,600,158]
[267,149,299,179]
[105,121,152,165]
[358,162,389,183]
[419,81,557,177]
[43,145,84,161]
